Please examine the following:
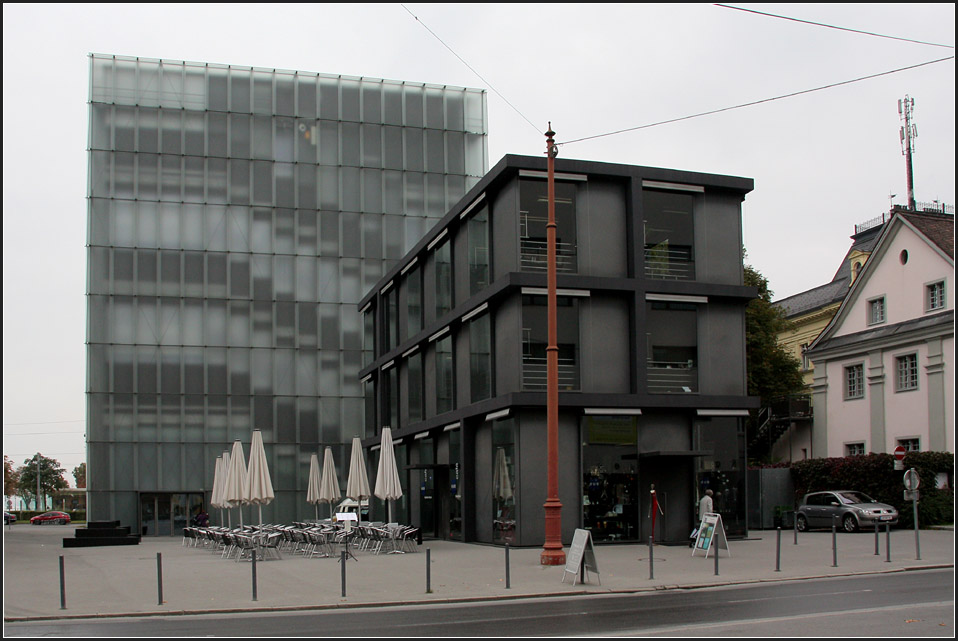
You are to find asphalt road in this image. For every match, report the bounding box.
[5,568,953,637]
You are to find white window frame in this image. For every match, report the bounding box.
[897,437,920,453]
[867,296,886,325]
[844,363,864,400]
[895,353,919,392]
[845,442,865,457]
[925,280,946,312]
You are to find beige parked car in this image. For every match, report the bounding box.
[796,491,898,533]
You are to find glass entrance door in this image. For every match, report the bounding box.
[418,468,436,538]
[140,492,206,536]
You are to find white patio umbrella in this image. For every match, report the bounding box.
[210,455,225,525]
[374,428,403,523]
[224,439,249,527]
[245,429,275,526]
[493,447,513,501]
[346,437,371,524]
[306,452,323,520]
[220,450,232,527]
[319,446,342,519]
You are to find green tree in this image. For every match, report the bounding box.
[16,454,68,510]
[744,261,806,462]
[73,462,87,489]
[4,454,20,499]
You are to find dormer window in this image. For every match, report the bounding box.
[867,296,886,325]
[926,281,945,311]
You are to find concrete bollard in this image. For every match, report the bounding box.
[157,552,164,605]
[251,549,258,602]
[504,543,511,589]
[59,555,66,610]
[832,516,838,567]
[648,536,654,580]
[885,523,891,563]
[775,527,781,572]
[426,548,432,593]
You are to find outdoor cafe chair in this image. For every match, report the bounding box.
[260,532,284,560]
[398,526,420,552]
[233,534,258,562]
[306,529,331,558]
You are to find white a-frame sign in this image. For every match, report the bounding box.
[562,528,600,585]
[691,513,730,558]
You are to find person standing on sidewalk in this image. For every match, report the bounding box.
[698,489,714,520]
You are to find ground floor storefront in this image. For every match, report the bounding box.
[384,407,748,547]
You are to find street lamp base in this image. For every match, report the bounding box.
[540,546,566,566]
[540,498,565,565]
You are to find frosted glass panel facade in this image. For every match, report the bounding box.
[87,54,487,528]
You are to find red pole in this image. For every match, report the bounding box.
[541,124,565,565]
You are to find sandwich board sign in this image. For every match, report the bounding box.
[691,513,729,559]
[562,528,600,585]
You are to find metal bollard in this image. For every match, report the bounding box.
[714,542,719,576]
[885,523,891,563]
[157,552,164,605]
[426,548,432,593]
[832,516,838,567]
[341,550,347,597]
[251,549,258,601]
[913,499,921,561]
[775,527,781,572]
[794,513,798,545]
[874,523,880,555]
[59,556,66,610]
[504,543,511,589]
[648,536,654,580]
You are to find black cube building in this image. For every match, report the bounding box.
[360,154,758,545]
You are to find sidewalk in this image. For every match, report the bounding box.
[3,524,953,622]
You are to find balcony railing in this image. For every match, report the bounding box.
[520,239,577,273]
[644,247,694,281]
[522,356,579,391]
[769,394,812,422]
[647,360,697,393]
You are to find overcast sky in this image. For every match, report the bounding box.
[3,3,954,485]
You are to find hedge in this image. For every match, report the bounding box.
[790,452,955,528]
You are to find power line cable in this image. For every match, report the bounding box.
[559,56,954,147]
[400,4,542,134]
[715,4,955,49]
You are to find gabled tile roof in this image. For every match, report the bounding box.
[773,223,884,318]
[900,210,954,260]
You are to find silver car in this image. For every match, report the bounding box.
[796,490,898,533]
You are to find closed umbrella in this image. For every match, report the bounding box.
[245,429,275,526]
[210,455,225,525]
[374,428,403,523]
[346,437,371,524]
[224,439,249,527]
[319,447,341,519]
[306,453,322,520]
[220,450,232,527]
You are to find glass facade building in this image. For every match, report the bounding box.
[86,54,487,533]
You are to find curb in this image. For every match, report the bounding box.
[5,564,952,624]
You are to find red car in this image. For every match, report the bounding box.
[30,511,71,525]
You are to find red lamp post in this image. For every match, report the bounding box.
[540,125,565,565]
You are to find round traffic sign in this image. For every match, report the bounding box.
[903,468,920,491]
[894,445,906,461]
